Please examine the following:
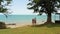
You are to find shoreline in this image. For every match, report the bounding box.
[6,23,32,28]
[6,21,45,28]
[6,23,44,28]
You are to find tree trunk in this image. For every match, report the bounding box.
[45,13,53,24]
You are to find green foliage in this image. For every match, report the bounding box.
[27,0,60,15]
[0,0,12,17]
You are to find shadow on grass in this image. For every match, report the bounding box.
[31,23,60,28]
[46,23,60,28]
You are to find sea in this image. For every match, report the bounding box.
[0,14,59,24]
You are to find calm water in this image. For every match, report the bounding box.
[0,15,59,24]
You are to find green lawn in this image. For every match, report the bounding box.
[0,24,60,34]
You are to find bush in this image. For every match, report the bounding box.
[0,22,6,29]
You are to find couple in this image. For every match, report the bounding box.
[32,17,36,25]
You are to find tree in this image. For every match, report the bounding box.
[0,0,12,17]
[0,0,12,29]
[27,0,60,24]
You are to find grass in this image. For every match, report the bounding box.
[0,24,60,34]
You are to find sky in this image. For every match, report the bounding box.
[9,0,60,15]
[8,0,38,15]
[0,0,59,15]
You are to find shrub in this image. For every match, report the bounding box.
[0,22,6,29]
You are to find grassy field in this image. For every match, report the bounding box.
[0,24,60,34]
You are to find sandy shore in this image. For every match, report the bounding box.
[6,21,45,28]
[6,23,32,28]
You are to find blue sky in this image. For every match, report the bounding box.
[9,0,38,15]
[5,0,60,15]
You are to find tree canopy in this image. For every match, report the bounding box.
[0,0,12,17]
[28,0,60,15]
